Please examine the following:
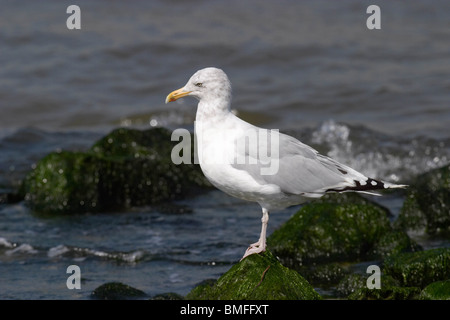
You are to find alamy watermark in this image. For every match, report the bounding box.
[66,265,81,290]
[66,5,81,30]
[66,4,380,31]
[366,265,381,289]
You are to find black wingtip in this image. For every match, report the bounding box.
[326,178,386,193]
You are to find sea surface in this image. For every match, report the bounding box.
[0,0,449,299]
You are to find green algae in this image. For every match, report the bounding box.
[268,193,418,267]
[396,164,450,237]
[384,248,450,288]
[186,250,321,300]
[22,127,211,214]
[419,280,450,300]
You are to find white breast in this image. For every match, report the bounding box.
[195,114,281,203]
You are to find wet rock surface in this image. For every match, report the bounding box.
[268,193,419,267]
[186,250,321,300]
[396,164,450,237]
[21,128,211,214]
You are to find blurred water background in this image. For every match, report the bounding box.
[0,0,449,299]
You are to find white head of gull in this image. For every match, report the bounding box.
[166,67,407,260]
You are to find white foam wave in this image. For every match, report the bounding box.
[310,119,449,182]
[0,237,14,248]
[5,243,38,256]
[48,244,70,258]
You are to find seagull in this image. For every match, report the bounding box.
[165,67,407,260]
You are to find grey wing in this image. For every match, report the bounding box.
[232,130,368,196]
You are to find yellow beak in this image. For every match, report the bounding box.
[165,87,191,104]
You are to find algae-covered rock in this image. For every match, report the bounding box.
[301,263,349,287]
[336,273,408,299]
[91,282,147,300]
[22,128,211,214]
[396,164,450,237]
[185,279,217,300]
[186,250,321,300]
[23,151,102,213]
[91,127,174,158]
[89,128,208,208]
[384,248,450,288]
[268,193,418,267]
[419,280,450,300]
[151,292,185,300]
[336,271,422,300]
[348,284,420,300]
[373,230,421,258]
[336,273,367,297]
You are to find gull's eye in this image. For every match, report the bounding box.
[195,82,203,87]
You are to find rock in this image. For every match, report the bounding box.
[373,230,421,258]
[268,193,418,268]
[419,280,450,300]
[384,248,450,288]
[185,279,217,300]
[301,263,349,288]
[335,273,367,297]
[396,164,450,237]
[336,273,413,299]
[91,282,147,300]
[21,128,211,214]
[151,292,185,300]
[91,127,174,158]
[337,248,450,300]
[22,151,102,213]
[348,284,420,300]
[0,189,23,205]
[186,250,321,300]
[341,273,421,300]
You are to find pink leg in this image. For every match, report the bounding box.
[241,208,269,261]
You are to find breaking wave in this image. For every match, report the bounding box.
[302,119,449,183]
